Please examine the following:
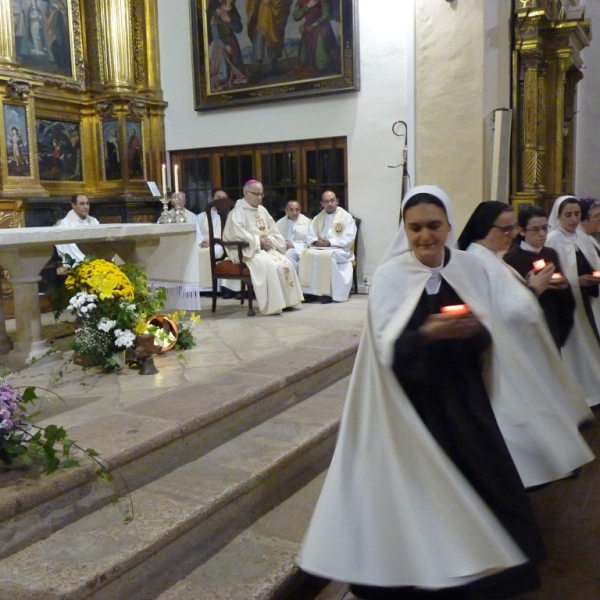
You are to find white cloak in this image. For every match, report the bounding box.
[55,209,100,265]
[222,199,303,315]
[299,207,356,301]
[465,242,593,487]
[299,250,529,587]
[546,228,600,406]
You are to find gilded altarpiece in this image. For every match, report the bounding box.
[0,0,167,231]
[511,0,591,213]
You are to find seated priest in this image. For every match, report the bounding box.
[299,190,357,303]
[275,200,311,272]
[222,179,304,315]
[55,194,99,266]
[198,189,241,298]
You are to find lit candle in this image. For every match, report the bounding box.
[551,273,562,280]
[532,259,546,271]
[440,304,470,315]
[161,164,166,197]
[593,271,600,278]
[174,165,179,194]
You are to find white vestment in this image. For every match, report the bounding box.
[55,209,100,265]
[299,250,531,587]
[275,213,311,272]
[197,209,241,292]
[465,242,593,486]
[299,207,356,301]
[546,227,600,407]
[222,199,303,315]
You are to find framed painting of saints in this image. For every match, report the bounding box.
[4,103,32,178]
[36,119,82,181]
[190,0,359,110]
[11,0,83,85]
[125,120,145,180]
[101,121,121,181]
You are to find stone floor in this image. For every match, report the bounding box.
[1,294,368,429]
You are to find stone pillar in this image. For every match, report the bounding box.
[98,0,134,91]
[0,0,17,67]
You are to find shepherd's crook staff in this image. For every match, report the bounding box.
[388,120,410,223]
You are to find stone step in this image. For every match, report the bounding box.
[155,472,328,600]
[155,472,352,600]
[0,377,350,600]
[0,328,359,560]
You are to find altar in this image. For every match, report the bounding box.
[0,223,198,362]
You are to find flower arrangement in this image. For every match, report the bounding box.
[1,378,99,473]
[1,378,132,519]
[169,311,202,350]
[63,258,166,370]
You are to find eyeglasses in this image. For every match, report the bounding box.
[247,190,264,197]
[492,224,518,235]
[525,225,551,233]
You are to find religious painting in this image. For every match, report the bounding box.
[125,120,145,180]
[101,120,121,181]
[36,119,82,181]
[190,0,359,110]
[12,0,78,81]
[3,103,31,177]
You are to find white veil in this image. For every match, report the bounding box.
[379,185,456,266]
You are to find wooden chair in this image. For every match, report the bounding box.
[351,217,361,294]
[206,198,256,316]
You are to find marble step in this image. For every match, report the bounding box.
[0,328,359,560]
[0,377,349,600]
[155,472,328,600]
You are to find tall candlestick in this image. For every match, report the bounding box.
[174,165,179,194]
[161,164,166,197]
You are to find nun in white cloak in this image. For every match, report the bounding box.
[546,195,600,407]
[298,187,546,600]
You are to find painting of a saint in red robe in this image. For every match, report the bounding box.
[289,0,340,78]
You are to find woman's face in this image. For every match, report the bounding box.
[558,201,581,234]
[520,216,549,249]
[404,202,450,268]
[479,210,516,253]
[582,206,600,235]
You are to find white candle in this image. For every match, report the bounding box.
[174,165,179,194]
[161,164,166,197]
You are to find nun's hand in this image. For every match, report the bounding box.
[526,263,555,296]
[579,274,600,287]
[419,313,483,341]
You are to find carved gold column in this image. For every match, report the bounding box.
[0,0,17,67]
[521,54,541,195]
[512,1,590,209]
[98,0,135,91]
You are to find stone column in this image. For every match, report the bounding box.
[98,0,134,91]
[0,0,17,67]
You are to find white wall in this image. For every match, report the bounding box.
[157,0,414,283]
[576,2,600,199]
[414,0,511,230]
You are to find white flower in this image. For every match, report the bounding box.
[97,318,116,332]
[114,329,136,348]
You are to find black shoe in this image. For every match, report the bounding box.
[222,287,235,299]
[321,295,333,304]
